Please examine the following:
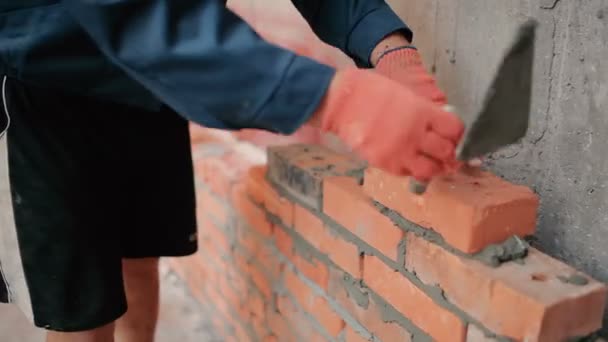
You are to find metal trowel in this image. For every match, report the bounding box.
[409,18,538,195]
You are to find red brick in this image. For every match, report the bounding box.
[235,252,273,299]
[194,140,262,199]
[364,306,412,342]
[325,238,362,280]
[251,313,268,340]
[194,157,233,199]
[234,219,261,257]
[308,296,345,337]
[232,183,272,236]
[466,325,498,342]
[405,233,607,341]
[206,284,233,324]
[284,268,315,308]
[273,226,293,257]
[247,166,294,226]
[267,144,366,209]
[251,269,272,301]
[327,267,412,342]
[244,288,265,319]
[232,323,250,342]
[236,302,249,323]
[290,252,329,290]
[220,277,243,316]
[344,327,369,342]
[277,293,299,317]
[294,205,361,278]
[308,330,330,341]
[198,190,229,226]
[363,255,466,342]
[266,309,294,342]
[363,167,539,253]
[263,335,278,342]
[198,235,217,264]
[228,266,249,297]
[323,177,404,260]
[284,270,344,337]
[230,204,279,283]
[254,238,282,281]
[293,205,327,250]
[197,214,231,254]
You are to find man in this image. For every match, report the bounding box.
[0,1,463,341]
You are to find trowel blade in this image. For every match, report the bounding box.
[456,19,538,161]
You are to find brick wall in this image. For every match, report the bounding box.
[170,126,607,342]
[172,2,607,341]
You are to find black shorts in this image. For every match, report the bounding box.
[0,77,197,332]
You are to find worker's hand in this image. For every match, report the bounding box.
[374,46,447,105]
[311,68,464,180]
[442,104,484,169]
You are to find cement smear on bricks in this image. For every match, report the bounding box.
[270,181,516,342]
[474,236,529,267]
[559,274,591,286]
[268,209,427,341]
[195,222,269,340]
[367,290,431,342]
[374,200,530,267]
[341,273,369,309]
[266,144,366,210]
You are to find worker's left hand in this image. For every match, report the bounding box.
[375,47,447,106]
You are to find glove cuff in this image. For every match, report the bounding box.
[375,45,419,67]
[376,45,422,70]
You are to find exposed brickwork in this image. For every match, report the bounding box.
[363,167,540,254]
[266,144,366,210]
[171,126,607,342]
[324,177,404,261]
[405,232,607,341]
[364,255,466,342]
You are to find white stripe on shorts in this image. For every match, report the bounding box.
[0,75,34,321]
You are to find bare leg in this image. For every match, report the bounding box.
[46,322,115,342]
[115,258,160,342]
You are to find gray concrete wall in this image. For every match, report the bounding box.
[387,0,608,331]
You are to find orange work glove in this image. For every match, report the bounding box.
[311,68,463,181]
[375,46,447,105]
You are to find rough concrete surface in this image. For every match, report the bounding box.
[0,261,218,342]
[386,0,608,332]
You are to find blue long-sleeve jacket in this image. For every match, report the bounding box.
[0,1,411,134]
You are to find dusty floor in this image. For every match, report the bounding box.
[0,261,219,342]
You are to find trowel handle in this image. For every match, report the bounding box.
[407,105,456,195]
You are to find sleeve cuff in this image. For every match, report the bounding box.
[250,55,336,135]
[346,5,413,68]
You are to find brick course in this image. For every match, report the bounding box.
[170,125,607,342]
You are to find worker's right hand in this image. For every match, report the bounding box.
[312,68,464,181]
